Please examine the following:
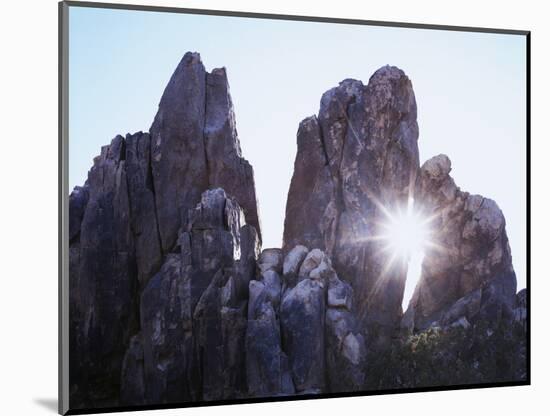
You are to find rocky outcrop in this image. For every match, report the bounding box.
[281,268,326,393]
[119,189,259,405]
[138,253,196,404]
[69,136,139,407]
[514,288,527,327]
[402,155,517,332]
[245,245,366,397]
[120,335,146,406]
[204,68,261,243]
[365,154,525,390]
[280,247,366,394]
[125,131,162,289]
[325,274,367,392]
[283,68,420,342]
[150,53,260,254]
[246,248,295,397]
[69,54,526,409]
[68,185,88,242]
[190,190,259,401]
[69,53,261,408]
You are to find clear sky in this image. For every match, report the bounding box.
[68,6,527,298]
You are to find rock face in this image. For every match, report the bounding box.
[283,68,420,343]
[150,52,261,254]
[245,246,367,398]
[281,66,525,389]
[325,274,367,392]
[120,335,146,406]
[69,55,526,410]
[364,155,524,390]
[402,155,517,332]
[279,247,366,394]
[69,136,139,407]
[125,131,162,289]
[281,272,326,393]
[69,53,261,408]
[132,189,258,404]
[246,248,295,397]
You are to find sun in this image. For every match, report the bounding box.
[379,197,433,261]
[352,193,442,307]
[374,197,436,308]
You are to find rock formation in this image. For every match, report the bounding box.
[245,245,367,397]
[246,248,294,397]
[68,53,527,410]
[283,68,420,346]
[69,53,261,408]
[150,53,261,256]
[282,67,525,388]
[69,136,139,407]
[127,188,258,404]
[402,154,517,332]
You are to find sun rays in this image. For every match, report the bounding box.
[356,190,448,307]
[377,196,435,262]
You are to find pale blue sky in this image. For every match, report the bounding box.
[68,6,527,298]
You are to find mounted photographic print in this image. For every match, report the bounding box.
[59,1,530,414]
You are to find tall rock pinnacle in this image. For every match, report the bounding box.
[150,52,261,254]
[283,66,420,343]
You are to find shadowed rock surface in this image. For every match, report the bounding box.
[279,247,366,394]
[119,335,146,406]
[69,53,261,408]
[69,136,139,407]
[125,131,162,289]
[246,248,295,397]
[150,53,260,254]
[121,189,258,405]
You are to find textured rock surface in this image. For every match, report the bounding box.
[119,189,258,405]
[150,52,260,253]
[325,273,367,392]
[69,53,261,407]
[125,131,162,288]
[283,68,420,341]
[280,247,366,394]
[205,68,261,243]
[150,52,208,253]
[514,288,527,327]
[281,277,326,393]
[139,253,196,403]
[246,248,294,397]
[68,185,89,242]
[70,136,139,407]
[190,190,259,401]
[403,155,517,331]
[258,248,283,274]
[120,335,146,406]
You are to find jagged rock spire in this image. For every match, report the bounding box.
[283,66,420,342]
[150,52,261,254]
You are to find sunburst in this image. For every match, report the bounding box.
[377,196,434,262]
[361,193,446,307]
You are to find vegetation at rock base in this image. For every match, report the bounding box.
[367,320,527,390]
